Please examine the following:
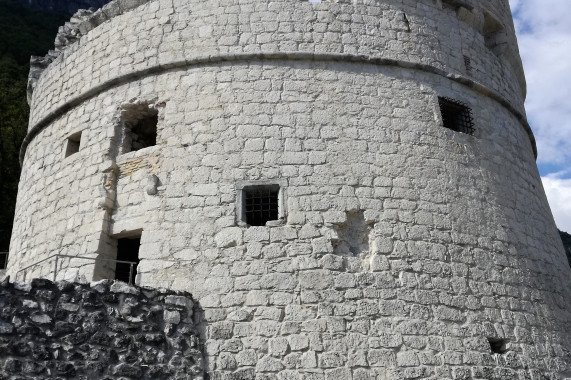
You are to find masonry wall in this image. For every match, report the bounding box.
[25,0,527,131]
[0,278,203,379]
[7,0,571,379]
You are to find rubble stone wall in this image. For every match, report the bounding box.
[0,278,203,379]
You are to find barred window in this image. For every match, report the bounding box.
[463,55,472,75]
[438,97,475,135]
[243,185,280,226]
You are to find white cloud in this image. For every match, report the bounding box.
[509,0,571,232]
[509,0,571,166]
[541,174,571,233]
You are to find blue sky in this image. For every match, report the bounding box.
[509,0,571,232]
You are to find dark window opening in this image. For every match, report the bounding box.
[0,252,7,270]
[488,338,509,354]
[65,131,82,157]
[115,237,140,284]
[244,185,280,226]
[438,97,475,135]
[121,105,158,153]
[441,0,469,11]
[483,12,504,50]
[441,1,456,11]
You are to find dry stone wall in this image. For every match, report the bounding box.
[0,277,203,379]
[7,0,571,379]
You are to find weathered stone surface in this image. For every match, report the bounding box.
[0,279,203,379]
[5,0,571,379]
[109,281,139,295]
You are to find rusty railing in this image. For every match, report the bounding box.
[14,254,138,284]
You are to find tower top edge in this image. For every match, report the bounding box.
[31,0,515,65]
[26,0,520,103]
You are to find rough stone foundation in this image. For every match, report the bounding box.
[0,278,203,380]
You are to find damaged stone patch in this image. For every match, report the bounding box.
[331,211,372,257]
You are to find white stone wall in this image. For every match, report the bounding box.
[26,0,526,131]
[8,0,571,378]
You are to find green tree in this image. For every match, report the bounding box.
[0,55,29,249]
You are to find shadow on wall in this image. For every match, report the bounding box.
[560,230,571,267]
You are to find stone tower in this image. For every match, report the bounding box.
[7,0,571,378]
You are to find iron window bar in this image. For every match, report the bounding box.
[438,97,475,135]
[463,55,472,75]
[244,185,280,226]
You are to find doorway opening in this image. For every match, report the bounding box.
[115,236,141,284]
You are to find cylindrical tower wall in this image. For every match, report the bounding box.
[26,0,527,130]
[8,0,570,378]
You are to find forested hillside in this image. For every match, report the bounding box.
[0,0,68,250]
[7,0,107,14]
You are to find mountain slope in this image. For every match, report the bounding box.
[0,0,69,64]
[0,0,68,251]
[6,0,108,15]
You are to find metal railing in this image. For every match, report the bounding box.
[0,252,7,270]
[14,254,138,284]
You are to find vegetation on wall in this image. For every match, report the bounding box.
[0,0,68,251]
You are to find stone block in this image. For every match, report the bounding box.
[110,282,139,295]
[300,351,318,369]
[215,227,243,248]
[165,295,193,309]
[318,352,345,368]
[367,349,396,366]
[289,335,310,351]
[269,337,289,357]
[256,356,284,372]
[164,309,181,324]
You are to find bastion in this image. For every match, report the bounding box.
[5,0,571,378]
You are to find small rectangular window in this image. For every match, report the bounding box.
[121,104,158,154]
[236,180,286,227]
[488,338,509,354]
[483,11,504,50]
[438,97,475,135]
[244,185,280,226]
[65,131,82,157]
